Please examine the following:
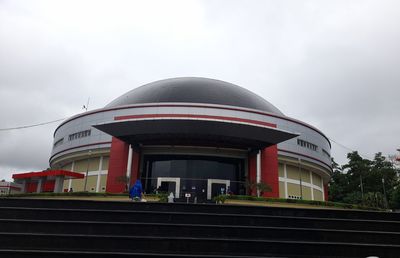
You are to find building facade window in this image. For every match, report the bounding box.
[297,138,318,151]
[68,130,91,141]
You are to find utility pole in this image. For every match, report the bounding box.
[84,150,92,191]
[382,177,388,209]
[298,158,303,200]
[360,174,364,201]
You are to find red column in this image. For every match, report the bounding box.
[260,145,279,198]
[248,152,257,196]
[129,149,141,187]
[324,184,329,201]
[106,137,129,193]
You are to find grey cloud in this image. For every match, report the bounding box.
[1,0,400,180]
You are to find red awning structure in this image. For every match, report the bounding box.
[12,170,84,180]
[12,170,84,193]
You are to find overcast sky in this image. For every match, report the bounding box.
[1,0,399,180]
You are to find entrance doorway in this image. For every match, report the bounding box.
[157,177,180,198]
[207,179,230,200]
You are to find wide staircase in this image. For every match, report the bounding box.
[0,198,399,258]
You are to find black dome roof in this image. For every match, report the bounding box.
[106,77,284,115]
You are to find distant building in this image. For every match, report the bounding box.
[48,77,332,200]
[12,170,84,193]
[0,181,22,195]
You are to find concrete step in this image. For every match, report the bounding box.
[0,219,398,245]
[0,249,301,258]
[0,206,399,232]
[1,198,398,221]
[0,233,398,258]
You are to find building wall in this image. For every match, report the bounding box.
[50,103,331,199]
[50,103,331,174]
[60,156,109,193]
[278,162,325,201]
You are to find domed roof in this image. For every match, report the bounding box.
[106,77,284,115]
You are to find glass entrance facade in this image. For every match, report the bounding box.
[141,155,246,200]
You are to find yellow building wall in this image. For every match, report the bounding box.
[70,175,98,192]
[71,178,84,192]
[312,173,323,188]
[100,175,107,192]
[287,182,300,197]
[86,175,98,192]
[61,163,72,171]
[301,170,311,183]
[278,163,284,177]
[286,165,300,180]
[301,186,312,200]
[313,189,323,201]
[279,181,285,198]
[73,158,100,172]
[63,180,69,191]
[102,157,109,170]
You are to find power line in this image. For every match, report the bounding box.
[328,137,374,160]
[0,116,383,161]
[0,118,67,131]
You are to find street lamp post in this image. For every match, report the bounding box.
[360,174,364,201]
[382,177,388,209]
[84,150,92,192]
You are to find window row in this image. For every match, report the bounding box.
[297,138,318,151]
[68,129,91,141]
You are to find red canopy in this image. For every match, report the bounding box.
[12,170,84,180]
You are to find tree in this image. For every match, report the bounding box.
[245,180,257,196]
[256,182,272,196]
[390,186,400,209]
[115,175,129,192]
[328,159,348,202]
[245,180,272,197]
[342,151,371,198]
[329,151,399,209]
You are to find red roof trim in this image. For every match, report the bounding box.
[12,170,84,179]
[53,103,331,147]
[114,114,277,128]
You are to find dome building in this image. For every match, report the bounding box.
[50,77,332,201]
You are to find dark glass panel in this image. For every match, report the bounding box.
[141,154,245,197]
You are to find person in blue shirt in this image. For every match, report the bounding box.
[129,180,143,201]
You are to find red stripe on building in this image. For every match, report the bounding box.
[12,170,84,179]
[114,114,276,128]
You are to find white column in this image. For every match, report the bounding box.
[36,178,43,193]
[54,176,65,193]
[256,150,261,197]
[284,163,288,198]
[96,156,103,192]
[20,181,26,193]
[126,145,133,188]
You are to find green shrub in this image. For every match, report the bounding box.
[225,195,383,211]
[4,192,126,198]
[156,193,168,203]
[213,195,228,204]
